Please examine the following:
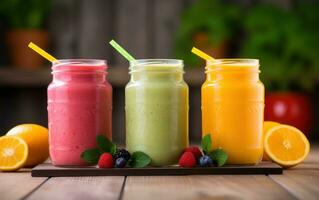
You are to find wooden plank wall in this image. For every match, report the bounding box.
[49,0,199,144]
[50,0,189,63]
[48,0,297,144]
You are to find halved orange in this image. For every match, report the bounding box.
[264,125,310,168]
[6,124,49,167]
[0,136,28,171]
[262,121,281,160]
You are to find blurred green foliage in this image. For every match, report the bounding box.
[175,0,319,92]
[241,3,319,91]
[0,0,51,29]
[174,0,240,67]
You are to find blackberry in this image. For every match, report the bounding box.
[199,155,213,167]
[114,148,131,161]
[115,157,126,168]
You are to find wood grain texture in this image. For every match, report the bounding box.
[0,66,204,87]
[0,67,51,86]
[49,0,78,58]
[27,176,125,200]
[308,145,319,163]
[123,175,296,200]
[114,0,150,65]
[0,66,130,87]
[270,170,319,200]
[270,147,319,200]
[0,170,47,200]
[77,0,113,59]
[153,0,184,58]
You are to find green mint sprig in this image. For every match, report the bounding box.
[201,134,228,167]
[81,148,101,164]
[208,149,228,167]
[81,134,115,164]
[96,135,117,155]
[201,134,212,154]
[127,151,151,168]
[81,135,151,168]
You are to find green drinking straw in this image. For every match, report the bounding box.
[109,40,135,62]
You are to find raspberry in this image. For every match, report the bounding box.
[115,157,126,168]
[114,148,131,161]
[98,153,114,168]
[185,146,203,160]
[179,152,196,167]
[199,155,213,167]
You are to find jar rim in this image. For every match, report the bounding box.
[52,59,107,73]
[130,59,183,67]
[129,59,184,73]
[53,59,107,66]
[206,59,259,66]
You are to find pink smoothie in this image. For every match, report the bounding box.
[48,59,112,166]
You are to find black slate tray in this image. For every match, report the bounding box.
[31,162,282,177]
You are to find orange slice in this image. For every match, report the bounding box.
[264,125,310,168]
[0,136,28,171]
[262,121,281,160]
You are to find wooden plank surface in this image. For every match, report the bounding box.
[27,176,125,200]
[122,175,296,200]
[270,170,319,200]
[307,145,319,163]
[269,146,319,200]
[0,147,318,199]
[0,170,47,200]
[31,162,282,177]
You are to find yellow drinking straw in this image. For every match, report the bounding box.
[191,47,215,61]
[28,42,58,63]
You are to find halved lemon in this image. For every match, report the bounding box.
[264,125,310,168]
[0,136,28,171]
[262,121,281,160]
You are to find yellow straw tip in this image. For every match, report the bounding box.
[191,47,215,61]
[27,42,57,63]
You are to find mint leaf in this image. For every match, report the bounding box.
[81,148,101,164]
[209,149,228,167]
[127,151,151,168]
[96,135,117,155]
[201,134,212,154]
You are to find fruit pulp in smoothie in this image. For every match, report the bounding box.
[126,64,189,166]
[202,61,264,164]
[48,62,112,166]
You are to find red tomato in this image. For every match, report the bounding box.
[265,92,313,135]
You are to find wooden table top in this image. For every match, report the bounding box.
[1,146,318,200]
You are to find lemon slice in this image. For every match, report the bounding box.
[0,136,28,171]
[264,125,310,168]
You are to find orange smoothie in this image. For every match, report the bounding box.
[202,59,264,164]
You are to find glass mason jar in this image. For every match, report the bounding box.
[48,59,112,166]
[202,59,264,165]
[126,59,189,166]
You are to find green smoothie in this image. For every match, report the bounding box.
[125,59,189,166]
